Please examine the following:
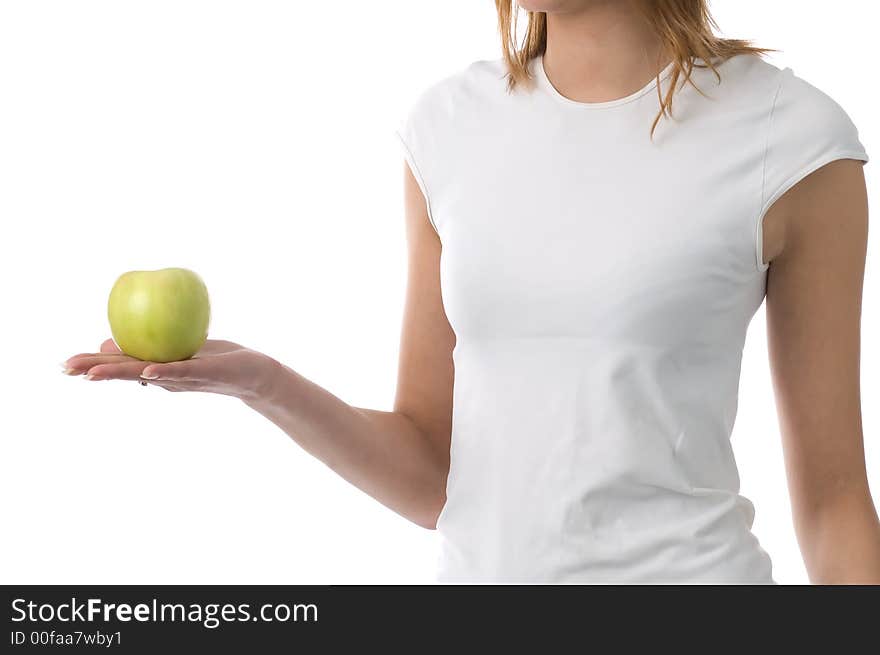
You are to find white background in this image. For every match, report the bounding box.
[0,1,876,584]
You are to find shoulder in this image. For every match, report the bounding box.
[400,58,508,126]
[754,58,868,267]
[693,54,867,176]
[685,53,782,106]
[706,54,862,139]
[762,61,868,188]
[771,66,863,148]
[411,57,507,102]
[713,52,782,86]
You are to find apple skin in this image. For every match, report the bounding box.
[107,268,210,363]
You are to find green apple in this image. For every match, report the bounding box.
[107,267,210,362]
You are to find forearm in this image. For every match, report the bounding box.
[242,358,449,529]
[795,490,880,584]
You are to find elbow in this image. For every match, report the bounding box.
[413,492,446,531]
[415,517,439,531]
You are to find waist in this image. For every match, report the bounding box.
[439,337,769,582]
[435,482,773,583]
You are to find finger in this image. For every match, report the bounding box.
[100,338,122,354]
[141,358,216,382]
[65,353,139,374]
[195,340,240,356]
[86,361,150,381]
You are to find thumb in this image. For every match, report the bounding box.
[141,358,210,382]
[100,338,121,354]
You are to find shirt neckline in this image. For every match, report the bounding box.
[531,54,676,109]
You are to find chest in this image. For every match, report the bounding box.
[431,111,766,344]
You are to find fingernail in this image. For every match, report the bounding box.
[60,362,77,375]
[140,371,160,380]
[85,374,103,381]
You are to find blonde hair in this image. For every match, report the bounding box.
[496,1,773,136]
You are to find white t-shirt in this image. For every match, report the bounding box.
[396,53,869,583]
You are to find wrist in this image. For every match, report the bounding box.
[241,351,288,406]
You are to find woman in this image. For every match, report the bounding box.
[63,1,878,583]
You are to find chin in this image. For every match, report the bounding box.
[517,0,592,12]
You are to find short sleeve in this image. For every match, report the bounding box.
[395,92,440,236]
[757,67,869,270]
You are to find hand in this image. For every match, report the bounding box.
[62,339,281,402]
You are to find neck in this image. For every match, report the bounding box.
[541,1,669,103]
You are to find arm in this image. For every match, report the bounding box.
[243,162,455,529]
[762,157,880,583]
[64,162,455,530]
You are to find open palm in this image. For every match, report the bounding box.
[63,338,277,399]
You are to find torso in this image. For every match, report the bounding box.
[396,51,865,582]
